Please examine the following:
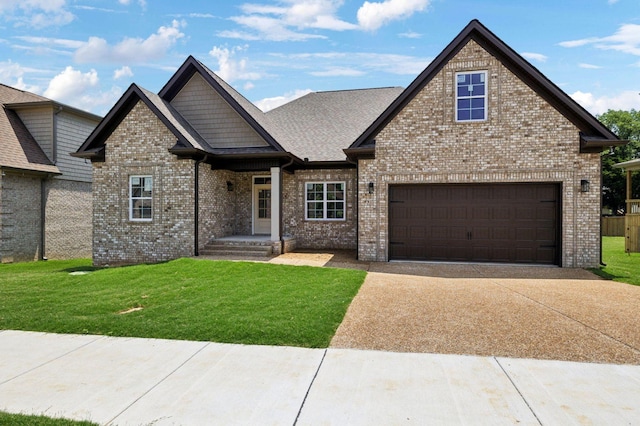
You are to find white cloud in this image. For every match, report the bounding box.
[521,52,548,63]
[579,63,603,69]
[0,60,41,92]
[114,66,134,79]
[357,0,429,31]
[13,36,84,49]
[42,66,123,113]
[255,89,313,112]
[560,24,640,56]
[0,0,74,28]
[44,66,99,100]
[209,45,262,82]
[276,51,431,76]
[222,0,357,41]
[571,90,640,115]
[118,0,146,6]
[310,67,365,77]
[399,31,422,39]
[74,20,185,63]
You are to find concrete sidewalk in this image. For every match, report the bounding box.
[1,330,639,425]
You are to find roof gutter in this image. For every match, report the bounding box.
[580,134,628,154]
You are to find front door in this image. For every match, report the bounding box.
[253,183,271,234]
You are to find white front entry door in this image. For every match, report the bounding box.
[253,183,271,234]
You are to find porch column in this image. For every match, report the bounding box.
[270,166,281,241]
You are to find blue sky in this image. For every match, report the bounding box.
[1,0,639,116]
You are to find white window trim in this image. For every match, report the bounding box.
[455,70,488,123]
[305,181,346,221]
[129,175,153,222]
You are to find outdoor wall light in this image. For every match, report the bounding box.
[368,182,374,194]
[580,179,590,193]
[226,181,234,192]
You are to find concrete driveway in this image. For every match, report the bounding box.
[329,261,640,364]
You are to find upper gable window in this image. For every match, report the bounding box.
[130,176,153,221]
[456,71,487,122]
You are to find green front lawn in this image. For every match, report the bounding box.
[0,412,97,426]
[0,258,366,347]
[593,237,640,286]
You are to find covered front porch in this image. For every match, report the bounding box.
[613,158,640,253]
[197,165,296,256]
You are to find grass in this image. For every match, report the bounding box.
[0,412,97,426]
[592,236,640,286]
[0,258,366,347]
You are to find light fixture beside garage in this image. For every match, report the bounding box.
[368,182,374,194]
[580,179,590,193]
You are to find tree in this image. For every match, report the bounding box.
[598,109,640,214]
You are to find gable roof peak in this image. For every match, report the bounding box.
[348,19,621,155]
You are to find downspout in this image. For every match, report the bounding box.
[40,175,50,260]
[600,152,606,266]
[346,155,358,260]
[280,155,295,250]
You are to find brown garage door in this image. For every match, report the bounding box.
[389,183,560,264]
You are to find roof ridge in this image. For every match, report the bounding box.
[312,87,404,95]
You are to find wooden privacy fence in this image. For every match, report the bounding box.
[602,216,625,237]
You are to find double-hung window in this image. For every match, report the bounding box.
[306,182,345,220]
[456,71,487,122]
[129,176,152,221]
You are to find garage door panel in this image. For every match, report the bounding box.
[389,183,560,265]
[516,227,536,241]
[491,227,510,240]
[432,207,447,220]
[409,225,425,238]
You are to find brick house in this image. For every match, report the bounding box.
[0,84,101,262]
[75,20,623,267]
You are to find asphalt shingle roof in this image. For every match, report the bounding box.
[266,87,404,162]
[0,84,60,174]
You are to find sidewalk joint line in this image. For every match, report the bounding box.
[293,348,327,426]
[0,332,105,386]
[494,357,543,426]
[106,342,211,426]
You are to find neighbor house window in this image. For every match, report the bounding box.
[456,71,487,122]
[306,182,345,220]
[129,176,152,221]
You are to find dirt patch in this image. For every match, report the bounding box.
[118,307,144,315]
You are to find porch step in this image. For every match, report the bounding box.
[199,240,274,257]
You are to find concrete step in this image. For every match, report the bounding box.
[200,240,274,257]
[199,248,272,257]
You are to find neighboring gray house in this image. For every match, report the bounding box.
[0,84,101,262]
[75,20,623,268]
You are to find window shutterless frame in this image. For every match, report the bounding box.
[455,71,487,122]
[305,181,346,221]
[129,175,153,221]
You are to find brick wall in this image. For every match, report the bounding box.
[282,169,357,249]
[44,178,92,259]
[198,168,236,249]
[0,172,41,262]
[92,100,196,266]
[358,39,602,267]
